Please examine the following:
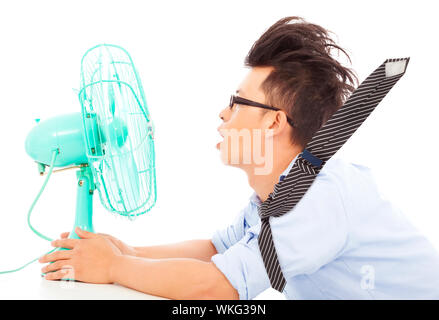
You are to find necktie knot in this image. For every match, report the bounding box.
[258,153,321,220]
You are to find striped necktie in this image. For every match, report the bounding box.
[257,57,411,292]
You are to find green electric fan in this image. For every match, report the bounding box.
[24,44,157,243]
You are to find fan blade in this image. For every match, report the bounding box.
[103,146,141,215]
[108,82,116,116]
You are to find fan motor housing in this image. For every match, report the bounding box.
[25,113,88,167]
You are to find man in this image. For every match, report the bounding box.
[39,16,439,299]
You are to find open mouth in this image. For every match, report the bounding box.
[216,137,223,150]
[216,130,224,150]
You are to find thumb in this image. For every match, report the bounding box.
[60,232,69,239]
[75,227,97,239]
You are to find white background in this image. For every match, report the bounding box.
[0,0,438,300]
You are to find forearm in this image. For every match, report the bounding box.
[133,239,218,262]
[110,255,238,300]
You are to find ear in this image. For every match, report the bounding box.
[264,111,290,138]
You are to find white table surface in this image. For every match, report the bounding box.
[0,261,167,300]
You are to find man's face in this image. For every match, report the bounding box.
[217,66,275,174]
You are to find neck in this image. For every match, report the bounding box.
[245,143,302,202]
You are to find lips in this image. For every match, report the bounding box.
[217,127,224,150]
[216,136,223,150]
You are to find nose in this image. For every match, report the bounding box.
[217,108,228,136]
[218,106,228,122]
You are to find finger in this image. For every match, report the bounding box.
[97,233,111,238]
[44,268,72,281]
[39,249,73,263]
[75,227,97,239]
[60,232,70,239]
[41,260,71,273]
[51,238,79,250]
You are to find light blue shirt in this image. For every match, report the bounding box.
[211,155,439,299]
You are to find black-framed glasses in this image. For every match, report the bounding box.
[229,95,296,128]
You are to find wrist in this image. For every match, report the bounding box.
[129,246,140,257]
[109,254,124,283]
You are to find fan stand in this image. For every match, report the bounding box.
[44,165,95,281]
[69,165,95,239]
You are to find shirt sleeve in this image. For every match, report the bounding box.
[211,226,271,299]
[211,176,349,300]
[211,202,253,254]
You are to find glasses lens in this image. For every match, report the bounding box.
[229,95,234,109]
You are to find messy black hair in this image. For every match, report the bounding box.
[245,16,359,147]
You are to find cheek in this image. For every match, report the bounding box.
[226,109,261,131]
[219,118,268,166]
[226,110,244,128]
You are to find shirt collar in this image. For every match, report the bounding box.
[249,153,300,206]
[279,153,299,182]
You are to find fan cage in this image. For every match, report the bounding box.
[78,44,157,219]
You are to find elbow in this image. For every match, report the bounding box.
[202,263,240,300]
[183,262,240,300]
[200,280,239,300]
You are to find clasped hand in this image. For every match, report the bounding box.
[38,227,124,283]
